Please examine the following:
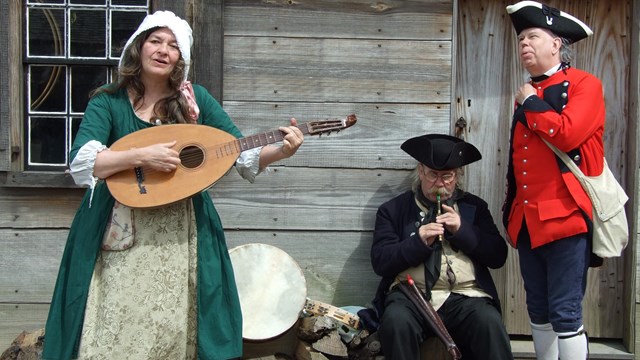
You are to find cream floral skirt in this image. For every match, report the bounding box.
[77,200,199,359]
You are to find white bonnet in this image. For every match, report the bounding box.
[119,10,193,82]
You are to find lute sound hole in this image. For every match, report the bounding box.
[180,145,204,169]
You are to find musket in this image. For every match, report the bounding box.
[397,275,462,359]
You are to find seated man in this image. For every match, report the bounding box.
[370,134,513,360]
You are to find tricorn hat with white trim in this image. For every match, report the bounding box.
[506,1,593,43]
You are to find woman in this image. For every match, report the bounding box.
[42,11,303,360]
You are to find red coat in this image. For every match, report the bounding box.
[503,66,605,249]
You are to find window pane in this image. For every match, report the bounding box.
[28,8,65,57]
[27,0,64,4]
[112,0,148,6]
[70,9,107,58]
[29,117,67,164]
[111,10,147,58]
[71,66,109,113]
[25,1,148,170]
[29,65,67,113]
[70,0,107,4]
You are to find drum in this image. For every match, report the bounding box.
[229,243,307,341]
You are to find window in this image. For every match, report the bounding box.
[24,0,148,170]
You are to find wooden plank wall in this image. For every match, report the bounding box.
[0,0,23,172]
[218,0,453,312]
[0,0,8,171]
[456,0,630,338]
[630,0,640,354]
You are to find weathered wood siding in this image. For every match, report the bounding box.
[631,0,640,354]
[0,0,9,172]
[218,0,453,322]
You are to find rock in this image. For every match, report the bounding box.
[312,330,348,358]
[295,341,331,360]
[0,328,45,360]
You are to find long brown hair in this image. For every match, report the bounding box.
[90,27,192,124]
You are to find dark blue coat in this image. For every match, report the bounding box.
[371,190,508,315]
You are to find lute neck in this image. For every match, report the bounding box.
[237,123,310,152]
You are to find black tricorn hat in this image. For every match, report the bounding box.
[506,1,593,44]
[401,134,482,170]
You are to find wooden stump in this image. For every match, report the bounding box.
[420,337,452,360]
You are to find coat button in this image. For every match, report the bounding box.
[549,129,554,134]
[561,92,568,98]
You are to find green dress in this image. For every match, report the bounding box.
[43,85,244,360]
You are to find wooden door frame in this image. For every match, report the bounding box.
[626,0,639,354]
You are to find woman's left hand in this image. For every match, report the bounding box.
[279,118,304,157]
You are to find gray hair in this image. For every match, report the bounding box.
[559,37,574,63]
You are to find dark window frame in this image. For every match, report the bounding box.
[24,1,149,172]
[0,0,223,188]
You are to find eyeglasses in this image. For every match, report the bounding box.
[422,169,456,184]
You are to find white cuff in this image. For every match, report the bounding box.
[69,140,108,207]
[236,147,269,183]
[522,93,535,103]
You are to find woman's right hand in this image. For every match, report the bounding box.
[93,140,181,179]
[140,141,181,172]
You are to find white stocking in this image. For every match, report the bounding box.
[557,326,588,360]
[530,322,558,360]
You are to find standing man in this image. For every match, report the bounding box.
[371,134,512,360]
[503,1,605,359]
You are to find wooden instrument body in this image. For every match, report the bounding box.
[107,124,240,209]
[303,298,361,330]
[105,115,357,208]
